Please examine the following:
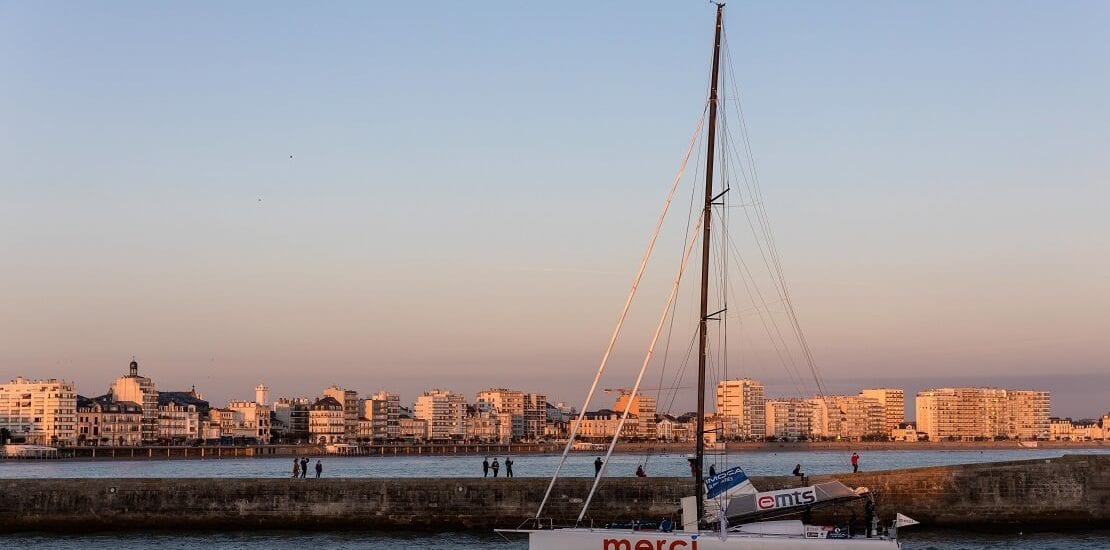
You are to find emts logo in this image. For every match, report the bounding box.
[755,487,817,510]
[602,538,697,550]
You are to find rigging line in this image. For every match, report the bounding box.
[720,221,811,398]
[717,213,808,397]
[652,101,708,443]
[720,28,827,396]
[576,215,704,524]
[535,107,707,520]
[717,110,825,397]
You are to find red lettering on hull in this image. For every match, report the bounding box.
[602,539,695,550]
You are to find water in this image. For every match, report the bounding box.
[4,530,1108,549]
[1,448,1106,479]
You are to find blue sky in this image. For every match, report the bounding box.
[1,1,1107,418]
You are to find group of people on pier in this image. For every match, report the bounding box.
[481,456,514,477]
[291,456,323,478]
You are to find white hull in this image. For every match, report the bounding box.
[522,528,899,550]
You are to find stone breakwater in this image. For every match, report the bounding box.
[0,455,1105,532]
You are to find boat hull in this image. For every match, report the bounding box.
[524,529,899,550]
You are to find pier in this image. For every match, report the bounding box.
[0,455,1105,533]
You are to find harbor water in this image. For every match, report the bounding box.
[1,448,1106,479]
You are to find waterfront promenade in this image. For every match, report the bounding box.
[1,455,1106,533]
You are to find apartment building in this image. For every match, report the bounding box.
[0,377,77,446]
[323,386,360,441]
[414,389,467,441]
[363,390,401,441]
[715,378,766,440]
[612,392,657,440]
[109,360,159,443]
[915,387,1051,441]
[77,394,143,446]
[765,398,814,440]
[228,400,271,444]
[309,396,345,444]
[475,388,547,441]
[859,388,905,436]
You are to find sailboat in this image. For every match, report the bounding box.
[500,4,915,549]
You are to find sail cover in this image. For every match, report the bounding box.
[705,465,756,499]
[725,481,861,520]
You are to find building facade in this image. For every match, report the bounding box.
[363,390,401,442]
[613,392,657,440]
[77,395,143,446]
[859,388,905,436]
[0,377,77,446]
[715,378,766,440]
[414,389,467,441]
[764,398,814,440]
[915,387,1051,441]
[109,360,159,443]
[228,400,271,444]
[323,386,360,441]
[309,396,345,444]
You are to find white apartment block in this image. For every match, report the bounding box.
[0,377,78,445]
[915,387,1051,441]
[414,389,467,441]
[475,388,547,441]
[364,390,401,441]
[808,395,885,441]
[765,398,814,440]
[859,388,905,436]
[715,378,766,440]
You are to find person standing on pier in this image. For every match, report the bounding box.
[851,452,861,473]
[594,457,603,476]
[635,465,647,477]
[315,459,323,478]
[491,458,500,477]
[301,457,309,479]
[292,459,300,479]
[482,457,490,477]
[504,456,513,478]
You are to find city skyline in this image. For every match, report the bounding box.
[3,2,1108,417]
[3,362,1106,422]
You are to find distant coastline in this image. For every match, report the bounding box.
[2,439,1104,461]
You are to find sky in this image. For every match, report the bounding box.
[1,1,1107,419]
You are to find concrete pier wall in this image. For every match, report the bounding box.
[0,455,1105,532]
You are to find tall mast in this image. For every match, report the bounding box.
[695,2,724,523]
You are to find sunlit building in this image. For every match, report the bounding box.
[613,391,657,440]
[715,378,765,440]
[764,398,814,440]
[228,400,271,444]
[414,389,467,441]
[859,388,905,436]
[77,394,143,446]
[156,389,208,443]
[323,386,360,441]
[309,396,345,444]
[915,387,1050,441]
[0,377,77,446]
[109,360,159,443]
